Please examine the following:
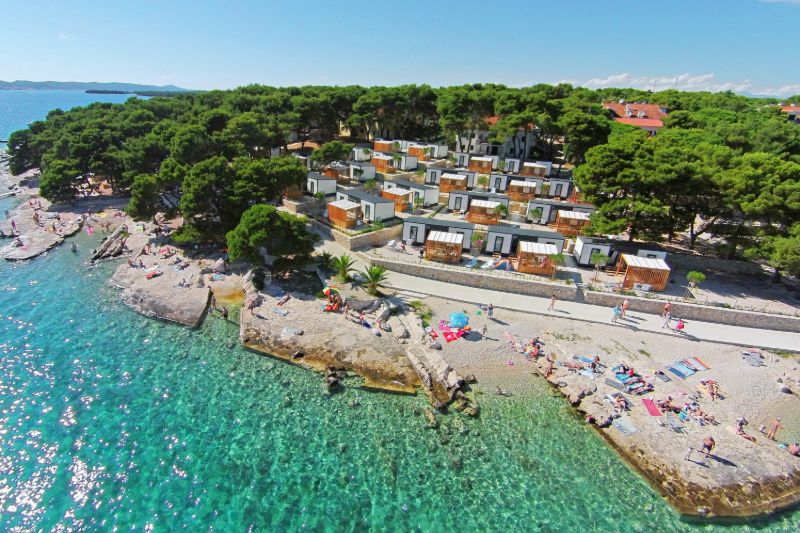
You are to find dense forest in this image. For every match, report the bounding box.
[7,83,800,273]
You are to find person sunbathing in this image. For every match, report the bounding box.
[613,395,627,413]
[735,425,757,442]
[788,443,800,457]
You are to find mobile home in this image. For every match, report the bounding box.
[349,161,376,182]
[401,216,475,246]
[448,190,510,213]
[484,225,566,255]
[306,172,337,196]
[526,199,595,225]
[384,179,439,206]
[336,190,395,223]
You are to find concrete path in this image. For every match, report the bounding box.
[313,235,800,352]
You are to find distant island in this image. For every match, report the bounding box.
[0,80,188,93]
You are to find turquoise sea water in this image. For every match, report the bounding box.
[1,94,800,531]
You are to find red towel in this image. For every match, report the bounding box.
[429,331,438,339]
[641,398,662,417]
[443,331,457,343]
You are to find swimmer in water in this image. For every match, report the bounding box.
[71,242,77,253]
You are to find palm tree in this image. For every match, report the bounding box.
[493,203,509,219]
[549,253,566,280]
[391,154,402,171]
[413,197,424,214]
[363,179,378,193]
[333,254,356,281]
[589,251,609,281]
[361,265,389,295]
[361,147,371,158]
[477,175,489,191]
[318,251,334,271]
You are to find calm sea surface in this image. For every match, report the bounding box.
[0,91,798,531]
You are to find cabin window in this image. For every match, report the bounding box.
[364,204,371,220]
[493,236,504,252]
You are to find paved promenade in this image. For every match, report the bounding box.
[314,236,800,352]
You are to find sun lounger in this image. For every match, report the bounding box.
[654,370,671,382]
[641,398,662,416]
[667,366,688,379]
[604,378,624,391]
[612,417,638,436]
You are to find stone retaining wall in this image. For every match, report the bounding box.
[583,290,800,332]
[667,253,763,275]
[366,254,578,299]
[282,197,318,215]
[309,219,403,251]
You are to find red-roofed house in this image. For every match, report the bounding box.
[603,101,668,136]
[781,104,800,123]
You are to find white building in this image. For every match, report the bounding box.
[484,225,566,255]
[401,216,475,245]
[349,161,376,182]
[425,167,476,188]
[448,190,510,212]
[526,199,595,225]
[384,179,439,206]
[335,190,395,222]
[351,147,373,161]
[306,172,337,196]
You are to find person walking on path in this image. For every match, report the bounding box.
[481,323,488,338]
[675,318,685,334]
[620,298,629,318]
[548,293,556,311]
[487,303,494,318]
[700,436,715,462]
[662,312,672,329]
[611,305,622,323]
[662,301,672,317]
[767,418,783,440]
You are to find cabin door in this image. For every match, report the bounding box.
[309,182,315,194]
[493,177,502,189]
[453,197,463,211]
[553,183,563,197]
[364,204,371,221]
[493,236,504,253]
[409,225,419,243]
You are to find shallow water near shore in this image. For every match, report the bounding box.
[0,205,798,531]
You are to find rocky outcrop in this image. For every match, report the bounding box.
[91,224,128,261]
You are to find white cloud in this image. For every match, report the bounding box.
[575,72,800,97]
[56,32,76,41]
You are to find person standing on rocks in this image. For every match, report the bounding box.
[767,418,783,440]
[700,436,715,462]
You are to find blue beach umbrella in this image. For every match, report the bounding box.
[449,312,469,329]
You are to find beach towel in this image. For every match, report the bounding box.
[690,357,710,370]
[665,413,685,432]
[654,371,671,382]
[272,307,288,317]
[604,378,624,391]
[673,362,696,376]
[612,417,638,436]
[667,366,687,379]
[429,331,438,339]
[579,369,597,379]
[681,359,698,372]
[438,320,449,332]
[443,331,457,343]
[642,398,662,416]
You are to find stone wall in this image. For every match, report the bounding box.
[365,254,578,299]
[667,253,763,275]
[309,219,403,251]
[282,197,318,215]
[583,290,800,332]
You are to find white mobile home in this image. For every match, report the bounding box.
[526,199,595,224]
[384,179,439,206]
[448,190,510,212]
[547,177,572,199]
[502,158,521,173]
[425,167,476,188]
[488,173,510,192]
[306,172,337,196]
[393,153,418,171]
[535,161,553,176]
[349,161,376,182]
[401,216,475,246]
[351,147,372,161]
[484,225,566,255]
[336,190,395,223]
[574,236,613,267]
[454,152,470,167]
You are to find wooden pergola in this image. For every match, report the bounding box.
[439,173,468,193]
[614,254,671,291]
[466,199,501,225]
[553,210,590,236]
[425,231,464,263]
[516,241,558,276]
[381,187,412,213]
[507,180,537,201]
[371,155,394,173]
[373,140,393,152]
[408,145,429,161]
[468,156,493,173]
[327,199,361,229]
[521,162,547,177]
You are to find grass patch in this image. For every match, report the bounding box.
[409,300,433,327]
[775,350,797,359]
[637,348,652,358]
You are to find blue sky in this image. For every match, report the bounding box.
[2,0,799,95]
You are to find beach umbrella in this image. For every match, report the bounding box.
[449,312,469,329]
[322,286,338,296]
